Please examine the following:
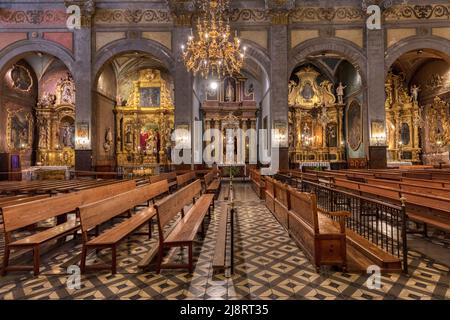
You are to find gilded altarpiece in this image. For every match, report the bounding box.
[35,74,76,166]
[201,75,258,165]
[115,69,174,167]
[288,67,345,164]
[385,72,421,163]
[422,97,450,164]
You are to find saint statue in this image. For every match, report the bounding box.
[103,127,113,152]
[125,126,132,144]
[62,125,73,147]
[225,79,235,102]
[336,82,347,104]
[411,84,421,104]
[38,122,47,149]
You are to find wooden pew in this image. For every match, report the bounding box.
[176,171,196,189]
[204,170,221,198]
[212,205,229,273]
[264,176,275,214]
[78,180,169,274]
[249,168,265,199]
[334,177,450,235]
[150,172,177,190]
[288,187,350,272]
[273,179,289,229]
[1,180,136,275]
[154,179,214,273]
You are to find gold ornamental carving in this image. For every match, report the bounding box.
[116,69,174,169]
[385,71,421,163]
[288,67,344,165]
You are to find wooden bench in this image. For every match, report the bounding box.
[154,179,214,273]
[273,180,289,229]
[150,172,177,191]
[1,180,136,275]
[334,177,450,235]
[204,170,221,198]
[78,180,169,274]
[288,187,350,272]
[212,205,229,272]
[176,171,196,189]
[250,168,265,199]
[264,176,275,214]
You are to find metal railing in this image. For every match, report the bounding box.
[274,174,408,273]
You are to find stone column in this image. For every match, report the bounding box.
[73,5,94,171]
[269,11,289,170]
[367,29,387,168]
[171,8,194,167]
[241,119,248,164]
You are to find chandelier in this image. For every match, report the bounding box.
[181,0,246,79]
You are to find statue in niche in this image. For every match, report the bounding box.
[38,119,48,149]
[410,84,421,104]
[125,125,133,144]
[225,78,235,102]
[336,82,347,104]
[145,130,157,155]
[62,125,74,147]
[103,127,113,152]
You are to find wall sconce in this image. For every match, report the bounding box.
[75,137,90,150]
[75,122,90,150]
[370,120,387,146]
[174,124,191,149]
[273,121,288,147]
[370,133,387,146]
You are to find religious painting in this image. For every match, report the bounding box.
[347,101,362,151]
[7,110,33,150]
[400,123,411,146]
[224,77,236,102]
[10,64,32,92]
[139,87,160,107]
[326,123,338,148]
[140,123,160,156]
[59,117,75,148]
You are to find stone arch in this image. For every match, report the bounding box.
[289,37,367,85]
[93,38,176,81]
[240,39,271,80]
[385,36,450,73]
[0,39,75,78]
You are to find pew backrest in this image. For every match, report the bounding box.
[274,180,289,208]
[2,180,136,232]
[78,180,168,234]
[176,171,196,187]
[265,176,274,196]
[155,179,202,231]
[288,188,319,233]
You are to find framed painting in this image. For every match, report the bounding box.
[139,87,160,107]
[347,100,362,151]
[6,109,33,151]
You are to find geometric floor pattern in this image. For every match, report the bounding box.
[0,182,449,300]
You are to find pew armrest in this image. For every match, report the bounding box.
[319,209,351,233]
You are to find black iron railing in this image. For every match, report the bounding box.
[274,174,408,273]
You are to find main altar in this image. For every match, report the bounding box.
[114,69,174,171]
[288,67,345,167]
[201,74,258,165]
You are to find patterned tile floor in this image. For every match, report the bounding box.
[0,182,449,300]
